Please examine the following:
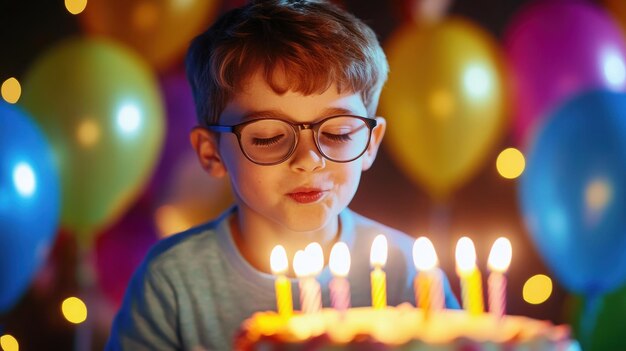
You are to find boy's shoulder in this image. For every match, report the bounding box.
[142,207,235,272]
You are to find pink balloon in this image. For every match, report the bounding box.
[95,204,158,307]
[504,0,626,145]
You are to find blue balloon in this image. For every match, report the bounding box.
[0,102,60,312]
[520,90,626,297]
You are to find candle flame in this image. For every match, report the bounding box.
[370,234,388,267]
[270,245,288,275]
[412,237,438,270]
[305,242,324,275]
[455,236,477,273]
[293,250,308,277]
[329,242,351,277]
[488,237,512,272]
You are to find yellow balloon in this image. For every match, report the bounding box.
[381,18,508,200]
[80,0,220,71]
[21,38,165,242]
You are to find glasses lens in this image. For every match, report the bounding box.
[318,116,371,161]
[239,119,295,164]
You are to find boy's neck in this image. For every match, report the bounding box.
[229,209,340,277]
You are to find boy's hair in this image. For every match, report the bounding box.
[185,0,389,127]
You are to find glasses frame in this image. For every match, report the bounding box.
[206,115,377,166]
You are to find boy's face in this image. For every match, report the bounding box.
[192,70,385,233]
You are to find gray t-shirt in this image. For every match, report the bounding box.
[106,206,459,350]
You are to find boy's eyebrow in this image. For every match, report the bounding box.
[241,107,361,121]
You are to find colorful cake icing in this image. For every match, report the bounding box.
[235,306,574,351]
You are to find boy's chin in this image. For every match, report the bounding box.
[280,208,337,233]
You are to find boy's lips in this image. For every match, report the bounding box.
[286,187,328,204]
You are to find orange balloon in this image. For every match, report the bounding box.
[80,0,220,71]
[605,0,626,34]
[380,18,509,200]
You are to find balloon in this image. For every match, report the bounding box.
[143,70,233,237]
[79,0,220,71]
[520,90,626,297]
[154,152,233,237]
[380,18,508,200]
[504,0,626,145]
[569,285,626,351]
[0,102,60,312]
[21,38,165,242]
[95,203,158,307]
[142,70,198,204]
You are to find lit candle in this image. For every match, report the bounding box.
[329,242,351,311]
[455,237,484,315]
[293,244,323,314]
[370,234,388,309]
[270,245,293,318]
[412,237,444,314]
[487,237,512,319]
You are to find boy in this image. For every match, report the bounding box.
[106,0,458,350]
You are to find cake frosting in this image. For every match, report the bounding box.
[235,306,575,351]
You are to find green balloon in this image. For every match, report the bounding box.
[569,286,626,351]
[21,37,164,242]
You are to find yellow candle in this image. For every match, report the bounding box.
[270,245,293,318]
[412,237,444,314]
[455,237,484,315]
[370,234,388,309]
[487,237,512,318]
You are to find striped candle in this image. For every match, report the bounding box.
[329,242,351,311]
[487,237,512,318]
[412,237,445,314]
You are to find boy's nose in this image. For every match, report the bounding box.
[289,130,325,172]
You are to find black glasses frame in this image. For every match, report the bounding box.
[207,115,377,166]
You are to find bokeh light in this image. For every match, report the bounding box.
[116,103,142,135]
[603,49,626,88]
[429,89,454,120]
[586,178,611,213]
[76,118,101,147]
[13,162,36,198]
[523,274,553,304]
[0,334,19,351]
[64,0,87,15]
[496,148,525,179]
[155,204,191,237]
[61,297,88,324]
[1,77,21,104]
[464,64,491,99]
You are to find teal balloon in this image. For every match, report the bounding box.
[0,102,60,312]
[520,90,626,296]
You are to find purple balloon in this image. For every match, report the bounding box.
[504,0,626,145]
[142,69,198,205]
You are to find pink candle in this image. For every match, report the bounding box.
[293,244,324,314]
[487,237,512,318]
[329,242,351,311]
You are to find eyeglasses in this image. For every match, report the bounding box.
[207,115,377,165]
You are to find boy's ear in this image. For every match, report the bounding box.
[190,127,227,178]
[361,117,386,171]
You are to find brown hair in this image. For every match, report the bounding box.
[185,0,389,126]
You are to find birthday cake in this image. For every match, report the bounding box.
[234,306,573,350]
